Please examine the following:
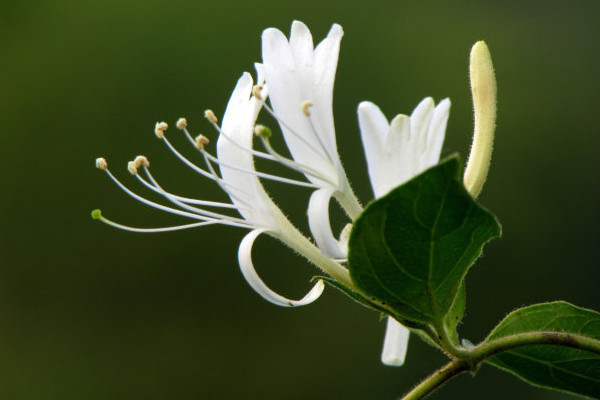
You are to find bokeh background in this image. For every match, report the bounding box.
[2,1,599,399]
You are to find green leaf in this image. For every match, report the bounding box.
[486,301,600,398]
[347,156,501,338]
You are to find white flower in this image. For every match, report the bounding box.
[261,21,362,259]
[357,96,451,366]
[94,67,351,308]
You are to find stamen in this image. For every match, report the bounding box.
[195,135,210,150]
[127,161,138,175]
[155,121,168,139]
[201,150,318,189]
[252,85,265,101]
[176,117,188,130]
[135,168,250,224]
[206,119,277,162]
[301,101,313,117]
[139,167,238,209]
[262,103,331,165]
[134,155,150,168]
[204,109,218,124]
[91,209,222,233]
[95,157,108,170]
[256,134,337,186]
[102,167,246,225]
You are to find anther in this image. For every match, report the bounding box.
[155,121,168,139]
[176,117,188,130]
[204,109,218,124]
[195,134,210,150]
[127,161,138,175]
[252,85,264,100]
[134,155,150,168]
[254,124,272,139]
[301,101,313,117]
[95,157,108,170]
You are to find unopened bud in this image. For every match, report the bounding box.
[464,41,497,199]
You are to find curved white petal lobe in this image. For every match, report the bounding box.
[238,229,325,307]
[308,188,347,259]
[381,317,410,367]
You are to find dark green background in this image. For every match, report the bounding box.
[2,1,599,399]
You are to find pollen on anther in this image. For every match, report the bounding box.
[155,121,168,139]
[301,101,313,117]
[127,161,138,175]
[176,117,188,130]
[95,157,108,170]
[195,134,210,150]
[204,109,218,124]
[252,85,264,100]
[134,155,150,168]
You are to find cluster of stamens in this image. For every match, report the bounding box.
[93,90,344,235]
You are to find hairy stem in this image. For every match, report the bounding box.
[400,331,600,400]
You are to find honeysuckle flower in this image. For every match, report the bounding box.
[356,41,497,367]
[357,97,451,366]
[261,21,362,259]
[94,67,352,307]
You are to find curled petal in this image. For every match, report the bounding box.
[238,229,325,307]
[308,188,347,259]
[381,317,410,367]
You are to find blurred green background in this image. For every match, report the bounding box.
[2,0,599,399]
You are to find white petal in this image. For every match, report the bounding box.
[290,21,314,66]
[217,72,278,229]
[238,229,325,307]
[308,188,347,259]
[261,22,343,187]
[410,97,435,152]
[381,317,410,367]
[424,98,451,167]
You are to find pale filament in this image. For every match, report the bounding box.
[103,168,252,229]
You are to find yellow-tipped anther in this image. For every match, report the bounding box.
[95,157,108,170]
[155,121,168,139]
[204,109,218,124]
[127,161,138,175]
[91,209,102,220]
[252,85,264,100]
[176,117,188,130]
[195,134,210,150]
[254,124,272,139]
[301,101,313,117]
[463,41,497,199]
[134,155,150,168]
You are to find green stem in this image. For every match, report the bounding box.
[400,331,600,400]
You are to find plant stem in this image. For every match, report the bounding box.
[400,359,468,400]
[399,331,600,400]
